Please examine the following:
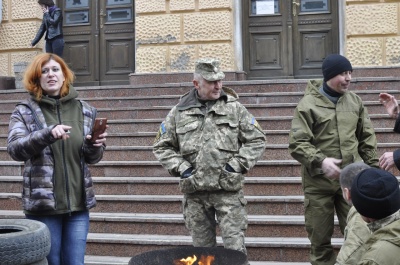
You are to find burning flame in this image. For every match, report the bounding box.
[174,255,215,265]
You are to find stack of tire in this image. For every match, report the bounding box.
[0,219,51,265]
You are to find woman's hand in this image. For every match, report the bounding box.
[86,125,109,147]
[51,125,72,141]
[41,6,48,13]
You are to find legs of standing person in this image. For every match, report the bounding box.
[183,192,218,247]
[26,210,89,265]
[304,191,336,265]
[214,190,248,255]
[334,190,351,234]
[62,210,90,265]
[46,38,65,57]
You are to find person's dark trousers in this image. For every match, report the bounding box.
[46,37,65,57]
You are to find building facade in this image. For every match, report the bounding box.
[0,0,400,85]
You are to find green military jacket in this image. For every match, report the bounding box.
[357,211,400,265]
[153,87,266,193]
[335,206,371,265]
[289,79,379,179]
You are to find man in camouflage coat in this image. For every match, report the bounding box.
[350,167,400,264]
[153,58,266,256]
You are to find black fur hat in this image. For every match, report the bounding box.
[351,168,400,219]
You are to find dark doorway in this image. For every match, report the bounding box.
[61,0,135,86]
[243,0,339,79]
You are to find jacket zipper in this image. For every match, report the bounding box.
[56,99,72,213]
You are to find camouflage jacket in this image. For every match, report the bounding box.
[335,206,371,265]
[7,95,102,212]
[153,87,266,193]
[357,211,400,264]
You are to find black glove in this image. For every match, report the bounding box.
[225,164,236,173]
[181,167,193,178]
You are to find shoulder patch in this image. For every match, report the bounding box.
[251,117,263,131]
[154,121,166,144]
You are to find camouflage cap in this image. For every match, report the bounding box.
[195,58,225,81]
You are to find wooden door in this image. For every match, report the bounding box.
[243,0,339,80]
[61,0,135,86]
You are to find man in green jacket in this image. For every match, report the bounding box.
[289,54,379,265]
[351,167,400,265]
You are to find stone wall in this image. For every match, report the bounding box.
[346,0,400,67]
[135,0,235,73]
[0,0,42,76]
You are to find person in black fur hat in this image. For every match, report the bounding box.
[350,167,400,264]
[289,54,379,265]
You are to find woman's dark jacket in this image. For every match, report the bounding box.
[31,7,63,46]
[7,87,104,214]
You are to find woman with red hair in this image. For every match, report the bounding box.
[7,53,107,265]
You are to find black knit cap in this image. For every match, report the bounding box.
[322,54,353,82]
[351,168,400,219]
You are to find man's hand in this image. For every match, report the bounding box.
[379,152,395,171]
[321,157,342,179]
[379,93,399,119]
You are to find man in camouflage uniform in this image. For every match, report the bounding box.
[350,167,400,264]
[335,162,371,265]
[153,58,266,256]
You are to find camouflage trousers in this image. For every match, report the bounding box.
[183,189,248,255]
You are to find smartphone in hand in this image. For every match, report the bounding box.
[91,118,107,143]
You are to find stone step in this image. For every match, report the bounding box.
[0,210,320,264]
[0,127,396,147]
[0,176,304,196]
[0,210,342,239]
[84,233,343,262]
[0,114,397,134]
[2,78,400,100]
[2,143,399,161]
[0,101,390,121]
[0,193,305,215]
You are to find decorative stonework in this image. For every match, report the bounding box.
[198,43,234,70]
[346,38,383,66]
[136,46,168,73]
[345,0,400,67]
[135,1,235,74]
[170,0,195,11]
[346,4,397,35]
[199,0,232,10]
[0,54,8,76]
[0,22,43,50]
[11,0,41,20]
[170,45,196,72]
[386,36,400,66]
[136,0,166,14]
[2,0,8,21]
[136,14,181,44]
[183,11,232,42]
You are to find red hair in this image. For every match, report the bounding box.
[23,53,75,101]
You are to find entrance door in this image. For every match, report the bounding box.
[61,0,135,86]
[243,0,339,80]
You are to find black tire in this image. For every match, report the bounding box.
[0,219,50,265]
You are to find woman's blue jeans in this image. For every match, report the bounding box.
[26,210,90,265]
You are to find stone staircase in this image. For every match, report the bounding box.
[1,77,400,264]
